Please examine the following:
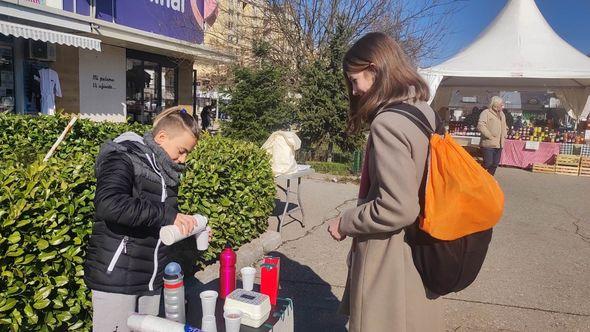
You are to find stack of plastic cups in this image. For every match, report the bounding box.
[200,290,218,332]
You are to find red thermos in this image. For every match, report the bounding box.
[260,256,280,305]
[219,245,236,299]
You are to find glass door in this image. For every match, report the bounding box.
[143,61,161,123]
[0,44,15,113]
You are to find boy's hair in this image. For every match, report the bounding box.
[153,106,200,139]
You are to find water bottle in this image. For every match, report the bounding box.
[127,314,200,332]
[163,262,186,323]
[219,245,236,299]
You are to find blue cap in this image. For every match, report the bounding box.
[164,262,182,278]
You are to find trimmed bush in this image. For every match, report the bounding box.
[0,155,95,331]
[0,114,274,331]
[179,134,275,264]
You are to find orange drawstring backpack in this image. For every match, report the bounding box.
[380,103,504,295]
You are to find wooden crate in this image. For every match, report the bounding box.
[580,167,590,177]
[556,154,581,167]
[532,163,555,174]
[556,165,579,176]
[581,157,590,168]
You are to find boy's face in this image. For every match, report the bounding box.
[154,129,197,164]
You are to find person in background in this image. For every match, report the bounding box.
[84,107,202,332]
[201,104,212,131]
[437,106,450,126]
[327,32,442,332]
[477,96,508,175]
[514,115,524,130]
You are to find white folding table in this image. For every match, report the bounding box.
[275,167,314,232]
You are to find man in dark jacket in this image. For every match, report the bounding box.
[84,107,200,332]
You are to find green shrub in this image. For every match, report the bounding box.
[0,114,274,331]
[179,134,275,264]
[0,155,95,331]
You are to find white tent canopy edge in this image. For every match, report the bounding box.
[419,0,590,119]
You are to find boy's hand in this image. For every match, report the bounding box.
[174,213,196,235]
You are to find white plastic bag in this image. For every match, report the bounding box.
[262,131,301,176]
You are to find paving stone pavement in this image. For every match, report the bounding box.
[267,168,590,331]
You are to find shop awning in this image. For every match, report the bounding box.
[0,20,101,51]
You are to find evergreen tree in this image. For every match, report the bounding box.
[297,25,363,159]
[222,44,293,145]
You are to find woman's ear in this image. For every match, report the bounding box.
[154,130,168,145]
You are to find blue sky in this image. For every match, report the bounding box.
[422,0,590,67]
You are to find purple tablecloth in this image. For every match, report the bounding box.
[500,140,560,169]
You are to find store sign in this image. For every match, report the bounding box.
[96,0,205,44]
[79,45,126,122]
[23,0,63,9]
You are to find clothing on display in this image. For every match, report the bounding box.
[36,68,61,115]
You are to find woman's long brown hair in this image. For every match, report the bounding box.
[343,32,430,134]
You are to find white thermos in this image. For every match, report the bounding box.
[159,214,210,250]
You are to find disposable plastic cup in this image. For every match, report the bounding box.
[199,290,218,317]
[201,315,217,332]
[223,308,242,332]
[196,227,211,251]
[240,267,256,291]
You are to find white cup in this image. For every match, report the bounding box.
[240,267,256,291]
[201,315,217,332]
[196,226,211,251]
[223,308,243,332]
[199,290,218,317]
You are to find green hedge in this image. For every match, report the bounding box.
[308,161,351,176]
[0,114,275,331]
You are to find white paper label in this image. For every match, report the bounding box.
[525,141,540,150]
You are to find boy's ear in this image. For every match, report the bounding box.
[154,130,168,144]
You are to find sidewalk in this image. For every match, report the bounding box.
[269,168,590,331]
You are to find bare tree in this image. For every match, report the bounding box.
[263,0,464,67]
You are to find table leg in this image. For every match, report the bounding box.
[278,179,291,232]
[296,177,305,228]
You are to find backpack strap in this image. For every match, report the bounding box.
[375,103,442,223]
[377,103,444,139]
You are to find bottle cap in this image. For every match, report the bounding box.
[164,262,183,279]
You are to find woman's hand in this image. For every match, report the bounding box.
[327,217,346,241]
[174,213,196,235]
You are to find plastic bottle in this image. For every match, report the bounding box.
[163,262,186,323]
[219,245,237,299]
[127,314,200,332]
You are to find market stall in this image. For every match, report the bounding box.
[420,0,590,132]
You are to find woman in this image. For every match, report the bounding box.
[327,32,442,332]
[477,96,508,175]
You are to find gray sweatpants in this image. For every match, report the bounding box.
[92,290,160,332]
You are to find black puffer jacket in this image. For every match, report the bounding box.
[84,132,187,295]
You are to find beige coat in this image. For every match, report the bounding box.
[477,108,508,148]
[339,101,442,332]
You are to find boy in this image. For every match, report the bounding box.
[84,107,200,332]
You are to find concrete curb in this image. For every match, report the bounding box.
[195,230,282,284]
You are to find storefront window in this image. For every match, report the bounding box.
[162,67,176,109]
[0,42,15,113]
[125,50,178,123]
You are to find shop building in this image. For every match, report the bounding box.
[0,0,230,122]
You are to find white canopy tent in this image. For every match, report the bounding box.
[420,0,590,119]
